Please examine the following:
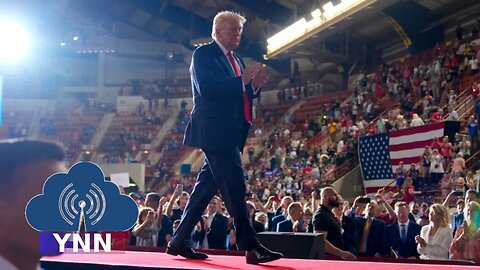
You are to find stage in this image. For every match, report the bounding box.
[40,250,478,270]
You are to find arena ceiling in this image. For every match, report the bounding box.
[4,0,479,73]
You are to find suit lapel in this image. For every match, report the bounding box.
[211,42,236,77]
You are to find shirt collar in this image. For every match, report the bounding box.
[0,255,20,270]
[215,40,229,56]
[398,220,409,228]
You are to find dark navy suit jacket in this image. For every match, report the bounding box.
[355,217,387,257]
[276,219,294,232]
[205,213,229,249]
[385,220,421,258]
[183,41,257,151]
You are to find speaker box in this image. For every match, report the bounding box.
[257,232,325,259]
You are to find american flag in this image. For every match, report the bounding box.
[359,122,446,195]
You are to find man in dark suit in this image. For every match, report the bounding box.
[384,202,422,258]
[203,196,229,249]
[269,196,293,231]
[166,11,282,264]
[355,200,387,257]
[276,202,304,232]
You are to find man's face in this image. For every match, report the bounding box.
[366,202,379,217]
[0,160,66,260]
[208,198,219,214]
[290,206,304,221]
[411,203,420,214]
[396,205,410,223]
[327,191,340,208]
[216,19,243,51]
[282,197,293,210]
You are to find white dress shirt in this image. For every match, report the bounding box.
[417,225,452,260]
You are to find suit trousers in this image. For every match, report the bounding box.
[170,147,258,250]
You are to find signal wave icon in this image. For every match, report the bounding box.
[26,161,138,232]
[58,183,106,229]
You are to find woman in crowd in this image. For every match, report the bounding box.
[400,177,421,204]
[450,201,480,261]
[415,204,452,260]
[132,207,161,247]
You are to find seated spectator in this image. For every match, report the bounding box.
[450,201,480,261]
[416,204,452,260]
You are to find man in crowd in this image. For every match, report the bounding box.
[0,140,66,270]
[355,200,387,257]
[310,187,357,260]
[384,202,422,258]
[145,192,173,247]
[277,202,304,232]
[202,196,229,249]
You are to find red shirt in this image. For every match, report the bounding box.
[431,112,443,122]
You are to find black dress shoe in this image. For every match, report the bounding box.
[246,244,283,264]
[166,242,208,260]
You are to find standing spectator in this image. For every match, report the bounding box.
[132,207,161,247]
[415,204,452,260]
[467,115,478,149]
[450,201,480,261]
[203,196,229,249]
[430,149,444,185]
[355,200,387,257]
[310,187,357,260]
[385,202,422,258]
[410,113,425,127]
[277,202,304,232]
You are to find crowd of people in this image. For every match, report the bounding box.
[127,184,480,261]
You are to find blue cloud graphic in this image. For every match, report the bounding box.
[26,162,138,232]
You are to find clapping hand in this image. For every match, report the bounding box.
[242,63,262,84]
[252,68,270,89]
[415,235,426,247]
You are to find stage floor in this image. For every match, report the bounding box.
[41,250,478,270]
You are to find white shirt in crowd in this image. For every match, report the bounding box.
[417,225,453,260]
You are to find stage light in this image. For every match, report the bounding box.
[0,18,31,64]
[73,35,79,41]
[60,42,66,46]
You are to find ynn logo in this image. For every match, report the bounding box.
[25,162,138,254]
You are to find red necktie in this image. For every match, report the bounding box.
[227,51,252,124]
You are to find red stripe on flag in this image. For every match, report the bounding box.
[391,156,422,166]
[390,122,445,137]
[388,139,434,152]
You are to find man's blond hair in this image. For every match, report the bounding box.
[211,11,246,39]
